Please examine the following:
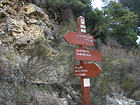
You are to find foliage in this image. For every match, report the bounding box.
[57,19,77,47]
[46,0,92,21]
[45,0,139,47]
[46,0,88,9]
[89,38,140,104]
[119,0,140,10]
[121,74,137,95]
[84,1,138,47]
[91,94,106,105]
[104,1,138,47]
[24,39,52,80]
[120,0,140,25]
[100,38,140,97]
[85,8,108,42]
[58,19,77,38]
[97,75,111,96]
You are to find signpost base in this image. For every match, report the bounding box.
[81,77,91,105]
[80,59,90,105]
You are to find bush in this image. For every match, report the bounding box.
[121,74,137,96]
[91,38,140,104]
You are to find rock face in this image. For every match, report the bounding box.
[0,0,76,105]
[0,1,55,48]
[25,4,44,16]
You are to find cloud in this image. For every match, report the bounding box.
[92,0,104,10]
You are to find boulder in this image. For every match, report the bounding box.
[106,93,136,105]
[6,17,22,33]
[43,14,49,23]
[15,38,28,47]
[0,31,5,38]
[25,4,44,17]
[0,11,6,19]
[0,40,3,46]
[29,18,40,24]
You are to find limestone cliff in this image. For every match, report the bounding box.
[0,0,79,105]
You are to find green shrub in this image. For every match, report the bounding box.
[91,94,106,105]
[97,75,111,96]
[121,74,137,95]
[58,20,77,38]
[90,75,110,105]
[13,85,28,105]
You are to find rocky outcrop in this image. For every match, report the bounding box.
[106,93,136,105]
[25,4,44,17]
[0,0,76,105]
[105,83,137,105]
[0,0,56,49]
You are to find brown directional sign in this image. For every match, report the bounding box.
[74,63,101,77]
[74,48,102,61]
[64,31,94,46]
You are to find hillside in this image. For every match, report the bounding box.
[0,0,76,104]
[0,0,140,105]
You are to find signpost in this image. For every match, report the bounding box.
[74,63,101,77]
[64,16,102,105]
[75,48,102,61]
[64,32,94,46]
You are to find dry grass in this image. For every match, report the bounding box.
[91,38,140,104]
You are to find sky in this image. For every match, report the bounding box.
[92,0,104,10]
[92,0,119,10]
[136,36,140,44]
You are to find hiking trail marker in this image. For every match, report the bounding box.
[64,16,102,105]
[74,63,101,77]
[74,48,102,61]
[64,32,94,46]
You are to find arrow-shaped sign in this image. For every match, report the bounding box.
[74,63,101,77]
[74,48,102,61]
[64,31,94,46]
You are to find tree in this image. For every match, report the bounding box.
[119,0,140,26]
[85,8,108,42]
[104,1,138,47]
[45,0,92,22]
[119,0,140,12]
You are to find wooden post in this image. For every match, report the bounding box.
[64,16,102,105]
[77,16,91,105]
